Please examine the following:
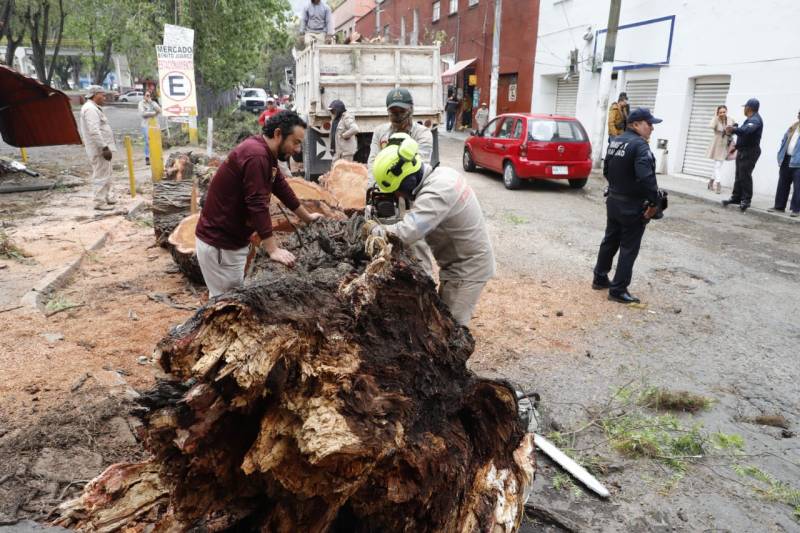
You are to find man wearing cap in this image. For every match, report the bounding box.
[475,102,489,132]
[258,98,280,127]
[79,85,117,210]
[368,88,435,272]
[723,98,764,212]
[593,107,662,304]
[365,133,495,326]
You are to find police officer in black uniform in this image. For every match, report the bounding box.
[592,108,662,304]
[722,97,763,212]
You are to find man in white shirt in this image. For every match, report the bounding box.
[770,109,800,217]
[79,85,117,210]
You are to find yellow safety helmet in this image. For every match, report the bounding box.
[373,133,422,193]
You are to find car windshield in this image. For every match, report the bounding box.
[243,90,262,98]
[528,119,587,142]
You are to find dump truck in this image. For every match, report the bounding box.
[294,42,443,181]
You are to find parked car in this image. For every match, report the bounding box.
[119,90,144,103]
[463,113,592,189]
[239,88,268,114]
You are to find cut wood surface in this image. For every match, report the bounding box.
[57,218,535,532]
[167,213,204,285]
[319,160,368,212]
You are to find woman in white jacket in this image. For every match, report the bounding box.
[706,105,735,193]
[328,100,359,161]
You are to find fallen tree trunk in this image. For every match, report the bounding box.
[152,180,195,247]
[167,213,204,284]
[57,218,535,532]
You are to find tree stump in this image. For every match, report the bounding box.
[57,218,535,532]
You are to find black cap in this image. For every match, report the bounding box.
[386,88,414,110]
[618,92,628,100]
[627,107,662,125]
[742,98,760,111]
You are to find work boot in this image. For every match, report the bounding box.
[791,212,799,218]
[608,291,640,304]
[592,276,611,290]
[739,203,749,212]
[146,157,150,166]
[94,203,114,211]
[721,199,735,207]
[767,207,785,213]
[106,195,117,205]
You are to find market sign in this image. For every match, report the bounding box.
[156,27,197,118]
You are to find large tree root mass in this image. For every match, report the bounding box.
[57,218,535,532]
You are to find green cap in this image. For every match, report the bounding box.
[386,88,414,110]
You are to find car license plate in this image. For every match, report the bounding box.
[552,166,569,175]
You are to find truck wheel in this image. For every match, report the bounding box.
[569,178,588,189]
[463,149,476,172]
[503,162,522,190]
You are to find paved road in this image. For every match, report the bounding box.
[436,131,800,532]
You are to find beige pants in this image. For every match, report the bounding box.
[304,32,326,46]
[196,237,250,297]
[90,154,114,205]
[438,279,487,327]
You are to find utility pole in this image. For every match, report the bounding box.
[488,0,502,120]
[375,0,382,37]
[591,0,622,168]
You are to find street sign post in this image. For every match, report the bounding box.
[158,24,199,144]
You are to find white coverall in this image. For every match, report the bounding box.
[79,100,117,205]
[368,121,435,273]
[385,164,496,326]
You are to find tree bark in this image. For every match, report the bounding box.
[56,218,536,532]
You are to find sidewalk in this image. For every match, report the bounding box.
[653,172,799,225]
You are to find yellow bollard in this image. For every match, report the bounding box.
[124,135,136,198]
[188,116,199,145]
[20,147,28,163]
[148,117,164,182]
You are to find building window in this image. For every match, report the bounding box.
[432,1,440,21]
[449,0,457,14]
[468,0,478,5]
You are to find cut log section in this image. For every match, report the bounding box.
[270,177,347,233]
[57,218,535,532]
[319,160,368,213]
[152,180,195,246]
[167,213,204,285]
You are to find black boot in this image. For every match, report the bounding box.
[592,276,611,290]
[145,157,150,166]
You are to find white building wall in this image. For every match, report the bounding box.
[533,0,800,195]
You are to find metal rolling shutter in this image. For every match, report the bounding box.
[624,79,659,112]
[682,81,731,177]
[555,76,579,116]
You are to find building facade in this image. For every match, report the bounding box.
[355,0,540,128]
[533,0,800,195]
[332,0,376,41]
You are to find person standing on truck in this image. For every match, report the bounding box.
[300,0,333,47]
[328,99,359,162]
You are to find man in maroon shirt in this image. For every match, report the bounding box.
[195,111,322,296]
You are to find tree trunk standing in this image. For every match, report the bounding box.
[90,36,113,85]
[2,0,26,68]
[57,218,536,532]
[25,0,66,85]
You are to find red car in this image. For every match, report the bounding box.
[463,113,592,189]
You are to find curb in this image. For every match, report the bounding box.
[661,187,800,226]
[20,231,110,314]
